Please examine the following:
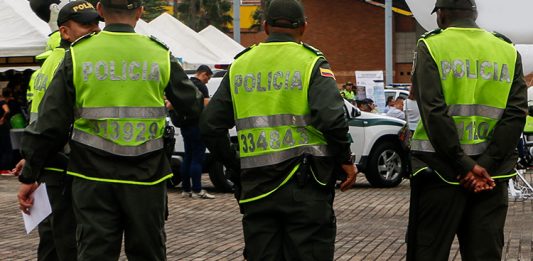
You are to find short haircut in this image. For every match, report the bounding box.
[196,65,213,75]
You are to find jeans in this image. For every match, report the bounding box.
[180,125,206,193]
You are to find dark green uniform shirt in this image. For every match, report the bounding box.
[20,24,202,183]
[200,33,352,200]
[412,19,527,180]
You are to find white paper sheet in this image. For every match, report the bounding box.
[21,183,52,234]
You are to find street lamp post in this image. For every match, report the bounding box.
[233,0,241,43]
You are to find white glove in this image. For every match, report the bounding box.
[48,4,60,31]
[48,1,71,32]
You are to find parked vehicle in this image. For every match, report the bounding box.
[168,88,409,191]
[343,100,409,187]
[384,87,409,101]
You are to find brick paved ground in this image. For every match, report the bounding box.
[1,172,532,260]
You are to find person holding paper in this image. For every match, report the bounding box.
[16,2,100,260]
[19,0,202,259]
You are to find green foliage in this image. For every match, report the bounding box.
[176,0,233,32]
[251,0,269,31]
[142,0,168,22]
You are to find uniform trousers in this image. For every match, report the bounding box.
[407,170,508,261]
[241,177,336,261]
[37,171,77,261]
[72,177,167,261]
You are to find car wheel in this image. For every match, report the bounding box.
[365,141,404,187]
[208,161,235,192]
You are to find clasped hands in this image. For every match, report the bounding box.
[458,164,495,193]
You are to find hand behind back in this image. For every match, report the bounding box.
[459,164,495,193]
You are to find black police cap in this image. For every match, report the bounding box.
[431,0,477,14]
[266,0,306,29]
[57,1,100,26]
[100,0,143,10]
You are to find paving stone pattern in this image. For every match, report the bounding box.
[0,173,532,260]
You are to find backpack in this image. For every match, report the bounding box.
[169,109,198,128]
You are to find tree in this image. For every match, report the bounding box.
[251,0,270,31]
[84,0,166,22]
[142,0,168,22]
[176,0,233,32]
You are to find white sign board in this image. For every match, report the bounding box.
[355,71,386,112]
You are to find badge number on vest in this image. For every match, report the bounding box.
[93,121,159,142]
[240,128,309,153]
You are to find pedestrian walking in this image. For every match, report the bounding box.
[407,0,528,260]
[200,0,357,260]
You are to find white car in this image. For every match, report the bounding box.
[168,86,409,191]
[384,88,409,101]
[343,100,408,187]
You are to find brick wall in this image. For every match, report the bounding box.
[240,0,416,85]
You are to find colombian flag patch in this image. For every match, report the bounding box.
[320,68,336,79]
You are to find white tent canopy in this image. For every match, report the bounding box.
[199,25,245,60]
[0,0,50,57]
[149,13,236,67]
[0,3,235,69]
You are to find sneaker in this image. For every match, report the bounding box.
[181,191,192,198]
[191,190,215,199]
[0,170,13,176]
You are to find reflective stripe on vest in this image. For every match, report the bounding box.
[411,27,517,156]
[447,104,504,119]
[30,48,66,123]
[410,140,488,155]
[229,42,329,169]
[241,144,329,169]
[70,31,170,156]
[76,107,167,119]
[236,114,311,130]
[71,128,164,157]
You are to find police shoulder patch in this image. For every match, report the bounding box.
[319,67,336,80]
[302,42,324,57]
[492,31,513,44]
[71,33,93,46]
[234,45,255,59]
[150,35,170,50]
[422,29,442,39]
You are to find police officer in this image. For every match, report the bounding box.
[407,0,527,260]
[16,2,100,260]
[17,0,202,260]
[200,0,357,259]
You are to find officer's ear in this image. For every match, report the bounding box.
[264,21,270,35]
[298,21,307,36]
[96,2,104,18]
[135,7,144,20]
[59,23,72,42]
